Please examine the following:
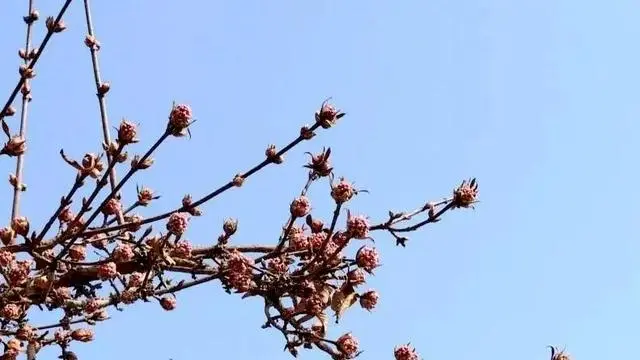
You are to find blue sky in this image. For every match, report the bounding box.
[1,1,639,359]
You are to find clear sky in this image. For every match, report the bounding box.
[1,1,639,359]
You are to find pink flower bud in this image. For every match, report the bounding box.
[97,262,117,280]
[10,216,29,237]
[290,196,311,217]
[346,214,369,239]
[331,178,355,203]
[1,304,21,320]
[0,227,16,246]
[336,333,359,357]
[71,328,94,342]
[166,212,190,236]
[102,198,122,216]
[112,243,134,262]
[68,245,86,261]
[394,344,419,360]
[359,290,379,311]
[355,247,380,273]
[117,119,138,144]
[159,296,176,311]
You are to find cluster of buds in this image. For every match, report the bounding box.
[61,152,104,179]
[117,119,138,145]
[453,178,479,208]
[170,240,193,258]
[131,154,154,170]
[167,103,193,136]
[336,333,360,358]
[137,186,159,206]
[290,196,311,217]
[315,100,345,129]
[102,197,122,216]
[166,212,190,236]
[223,251,255,293]
[305,147,333,177]
[97,262,118,280]
[113,243,135,262]
[346,213,369,239]
[394,344,420,360]
[355,246,380,273]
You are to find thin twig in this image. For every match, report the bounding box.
[82,0,121,208]
[10,0,36,220]
[0,0,74,135]
[77,123,321,239]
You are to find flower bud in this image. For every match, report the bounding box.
[2,136,26,156]
[10,216,29,237]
